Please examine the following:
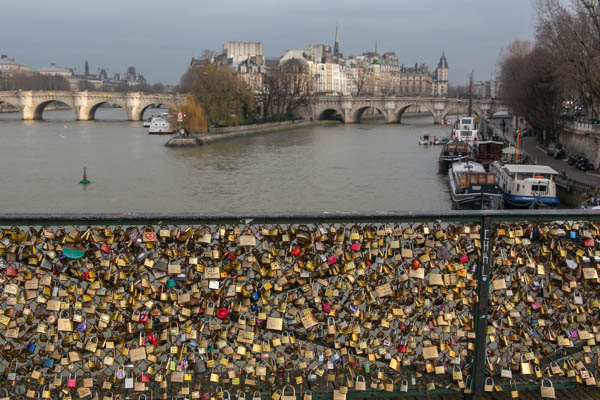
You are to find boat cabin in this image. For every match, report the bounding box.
[453,129,479,143]
[492,163,559,201]
[472,141,503,168]
[457,117,476,130]
[453,163,497,192]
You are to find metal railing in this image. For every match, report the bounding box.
[0,210,599,400]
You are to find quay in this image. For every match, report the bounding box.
[165,120,337,146]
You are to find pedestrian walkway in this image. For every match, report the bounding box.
[490,120,600,188]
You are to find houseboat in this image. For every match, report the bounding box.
[471,141,503,169]
[489,162,559,208]
[438,141,470,173]
[448,161,503,209]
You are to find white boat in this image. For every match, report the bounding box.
[448,161,503,209]
[452,116,480,144]
[489,162,559,208]
[419,132,438,145]
[457,116,477,130]
[148,116,174,134]
[143,117,152,128]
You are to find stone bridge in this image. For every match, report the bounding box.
[0,90,184,121]
[307,95,508,124]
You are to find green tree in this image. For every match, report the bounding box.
[180,64,254,126]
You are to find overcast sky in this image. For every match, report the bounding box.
[1,0,536,85]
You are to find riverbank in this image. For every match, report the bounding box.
[165,120,338,147]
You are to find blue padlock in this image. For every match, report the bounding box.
[251,291,259,302]
[27,343,37,353]
[570,231,578,239]
[42,358,54,368]
[166,278,177,289]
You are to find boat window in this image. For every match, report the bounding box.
[532,185,547,192]
[517,184,520,191]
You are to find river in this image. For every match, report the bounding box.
[0,108,453,213]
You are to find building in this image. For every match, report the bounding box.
[191,41,267,92]
[37,63,73,77]
[0,55,32,73]
[432,53,448,97]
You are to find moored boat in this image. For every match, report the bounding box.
[448,161,503,209]
[471,141,503,170]
[438,141,470,173]
[148,116,174,134]
[490,162,559,208]
[419,132,436,145]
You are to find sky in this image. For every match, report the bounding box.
[1,0,537,85]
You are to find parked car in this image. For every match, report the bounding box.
[547,143,557,156]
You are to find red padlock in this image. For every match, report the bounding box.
[459,254,469,263]
[351,243,360,251]
[66,375,77,388]
[226,252,236,261]
[140,312,148,322]
[411,259,420,269]
[398,342,407,354]
[322,303,331,313]
[101,244,111,254]
[6,267,18,277]
[140,374,150,383]
[327,255,337,265]
[216,307,230,320]
[290,247,301,257]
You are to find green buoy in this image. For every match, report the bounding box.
[80,166,90,185]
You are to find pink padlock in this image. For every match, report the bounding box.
[351,243,360,251]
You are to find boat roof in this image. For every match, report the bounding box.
[452,162,486,173]
[475,141,503,146]
[503,164,558,175]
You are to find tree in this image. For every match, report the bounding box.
[170,94,208,134]
[536,0,600,117]
[499,40,564,143]
[179,64,254,126]
[257,59,314,117]
[351,67,368,95]
[84,60,90,76]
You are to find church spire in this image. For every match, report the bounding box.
[333,22,340,55]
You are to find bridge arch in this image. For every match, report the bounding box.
[33,99,75,120]
[139,102,176,120]
[394,103,438,124]
[441,105,480,121]
[0,99,21,113]
[351,105,386,123]
[86,99,128,120]
[318,107,343,121]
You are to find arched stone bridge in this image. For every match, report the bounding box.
[308,95,508,124]
[0,90,184,121]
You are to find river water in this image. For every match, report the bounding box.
[0,108,453,213]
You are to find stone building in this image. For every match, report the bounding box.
[0,55,32,73]
[432,53,448,97]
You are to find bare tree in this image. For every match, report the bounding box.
[351,67,368,95]
[258,59,314,117]
[536,0,600,115]
[499,40,564,143]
